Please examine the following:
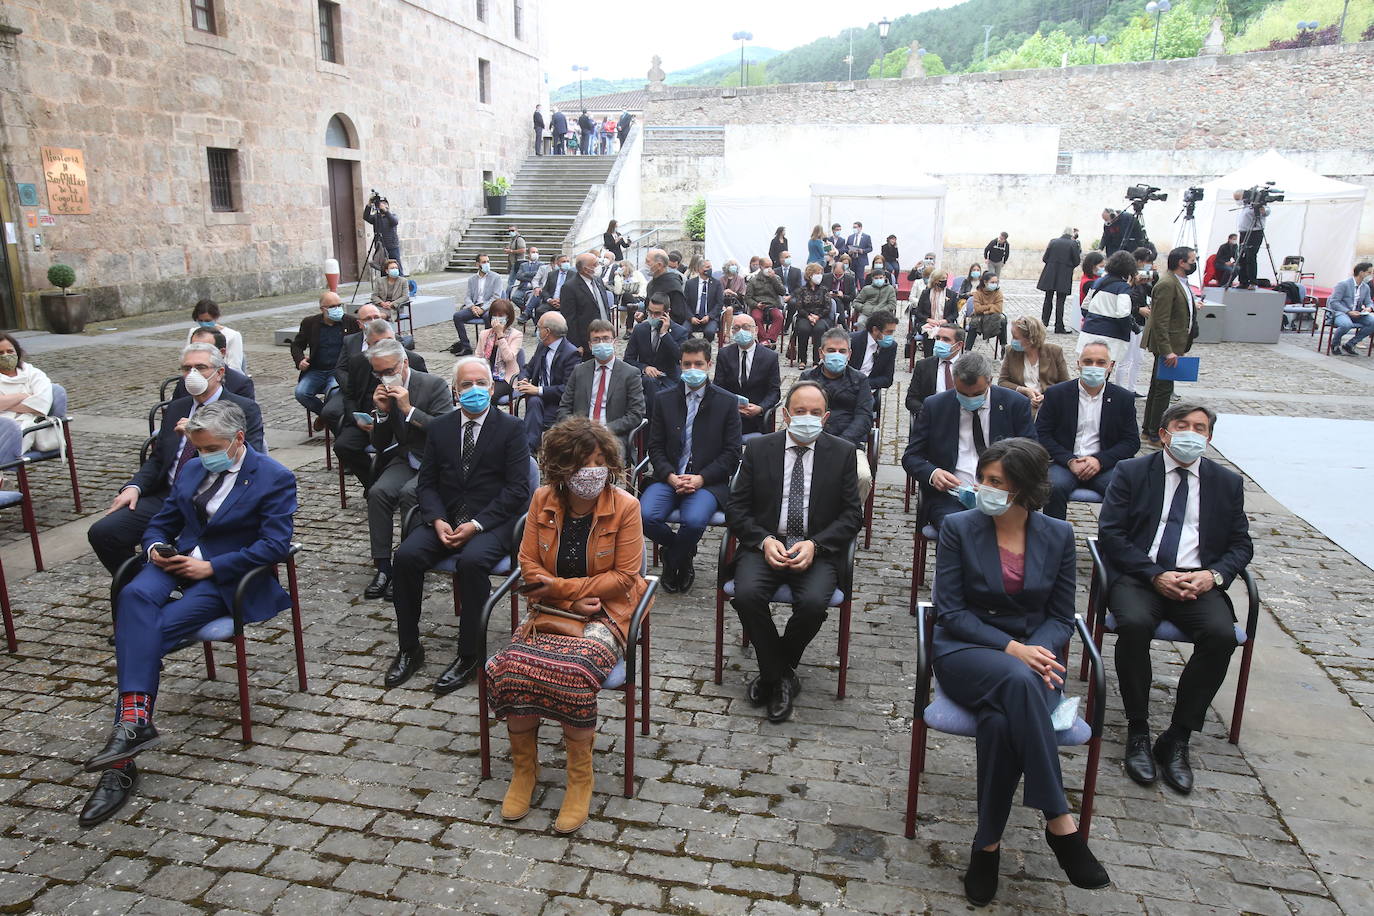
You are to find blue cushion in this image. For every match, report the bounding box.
[1282,306,1316,314]
[433,555,512,576]
[1070,488,1103,503]
[921,525,937,540]
[666,509,726,526]
[0,490,23,509]
[925,685,1092,746]
[602,660,627,689]
[193,617,236,643]
[1103,611,1247,645]
[721,579,844,607]
[23,449,59,462]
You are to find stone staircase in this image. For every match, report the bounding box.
[446,155,616,272]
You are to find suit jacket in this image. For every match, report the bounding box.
[848,330,896,390]
[776,265,802,298]
[141,446,296,622]
[932,509,1075,658]
[561,272,609,351]
[624,320,684,384]
[647,270,689,326]
[997,342,1070,393]
[128,392,265,497]
[901,387,1036,485]
[846,232,873,268]
[540,268,574,302]
[798,366,873,448]
[337,342,428,417]
[648,383,742,506]
[1143,271,1195,357]
[1034,380,1140,471]
[290,313,361,367]
[173,368,255,401]
[683,276,725,324]
[1328,276,1372,315]
[416,408,531,535]
[725,430,862,558]
[369,369,454,468]
[525,338,580,411]
[464,272,505,309]
[905,354,945,415]
[551,111,568,134]
[557,358,646,441]
[714,343,781,434]
[1097,452,1253,593]
[822,272,856,310]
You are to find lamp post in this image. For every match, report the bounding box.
[1338,0,1350,40]
[982,24,993,62]
[571,64,588,109]
[1145,0,1171,61]
[877,16,891,79]
[732,31,753,87]
[1086,34,1109,64]
[1297,19,1320,33]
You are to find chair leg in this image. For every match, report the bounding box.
[287,557,308,692]
[916,533,928,589]
[909,535,920,617]
[324,426,334,471]
[232,635,253,744]
[338,461,348,509]
[510,591,518,632]
[904,719,927,839]
[0,555,16,653]
[202,642,217,680]
[639,619,651,736]
[16,465,42,572]
[478,665,492,780]
[836,600,851,700]
[1080,734,1102,839]
[904,475,912,513]
[63,424,83,512]
[1079,585,1097,683]
[863,486,874,550]
[713,588,725,685]
[452,574,462,618]
[623,682,636,797]
[1229,639,1255,745]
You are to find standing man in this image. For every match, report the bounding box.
[715,313,781,436]
[1037,228,1079,334]
[452,254,505,356]
[846,221,873,285]
[292,292,360,427]
[983,232,1010,276]
[618,110,632,147]
[828,223,849,262]
[532,104,545,155]
[1326,261,1373,356]
[684,258,724,339]
[578,110,595,156]
[514,312,580,453]
[503,226,526,276]
[1234,191,1270,289]
[551,107,568,155]
[558,319,647,458]
[645,248,689,327]
[363,195,402,274]
[1141,247,1198,444]
[561,252,610,354]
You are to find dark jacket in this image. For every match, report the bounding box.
[368,368,455,467]
[776,264,802,299]
[798,365,874,448]
[984,238,1011,263]
[848,330,897,390]
[912,286,958,326]
[684,276,725,325]
[524,338,580,412]
[905,354,946,416]
[1034,380,1140,471]
[822,272,856,311]
[714,343,781,435]
[290,313,361,368]
[557,358,646,442]
[363,204,399,248]
[648,382,743,507]
[1080,276,1135,343]
[578,112,595,133]
[768,237,788,265]
[624,318,685,385]
[336,340,428,416]
[560,272,608,351]
[1037,234,1079,295]
[792,284,830,322]
[744,271,785,313]
[552,111,568,134]
[416,408,531,535]
[128,392,265,497]
[647,269,689,326]
[173,368,255,401]
[901,387,1036,485]
[533,109,545,129]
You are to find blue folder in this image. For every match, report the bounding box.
[1155,356,1200,382]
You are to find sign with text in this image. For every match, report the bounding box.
[40,146,90,215]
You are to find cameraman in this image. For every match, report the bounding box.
[1234,190,1269,289]
[363,195,402,274]
[1103,207,1142,256]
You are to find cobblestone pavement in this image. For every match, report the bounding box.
[0,278,1371,914]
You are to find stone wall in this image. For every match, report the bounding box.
[0,0,544,325]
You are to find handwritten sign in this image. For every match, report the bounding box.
[40,147,90,215]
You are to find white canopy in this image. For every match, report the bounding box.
[1193,151,1366,287]
[704,186,811,269]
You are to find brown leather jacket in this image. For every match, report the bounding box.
[520,483,650,641]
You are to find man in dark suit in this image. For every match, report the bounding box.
[726,380,863,723]
[902,352,1035,529]
[904,322,965,419]
[715,313,781,435]
[1142,247,1199,443]
[513,311,580,453]
[1097,402,1253,795]
[332,317,429,488]
[577,110,595,155]
[532,104,545,155]
[624,294,685,406]
[558,319,646,458]
[387,358,532,693]
[822,262,857,328]
[360,340,454,601]
[684,259,724,338]
[550,107,568,154]
[1036,341,1141,519]
[88,344,265,574]
[775,252,802,300]
[846,222,873,285]
[176,327,255,401]
[1037,228,1080,333]
[800,328,875,500]
[320,304,382,433]
[849,311,898,393]
[561,252,609,354]
[526,255,573,323]
[76,401,295,827]
[642,339,742,593]
[291,291,360,427]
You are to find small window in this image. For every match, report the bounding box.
[207,147,239,212]
[476,0,488,22]
[325,114,354,148]
[190,0,217,33]
[319,1,340,63]
[478,58,491,104]
[513,0,523,39]
[1056,151,1073,175]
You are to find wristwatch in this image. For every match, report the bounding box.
[1209,570,1223,588]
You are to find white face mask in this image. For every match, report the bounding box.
[184,368,210,396]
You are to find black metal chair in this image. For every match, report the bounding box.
[0,417,44,573]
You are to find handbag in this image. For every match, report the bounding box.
[519,601,625,656]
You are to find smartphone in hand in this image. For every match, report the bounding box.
[151,542,179,558]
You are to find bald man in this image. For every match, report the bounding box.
[291,291,361,428]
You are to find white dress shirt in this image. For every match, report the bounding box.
[588,360,614,422]
[934,355,960,394]
[1022,358,1040,391]
[1148,451,1203,569]
[776,438,815,537]
[954,399,992,486]
[860,337,876,377]
[1073,382,1105,456]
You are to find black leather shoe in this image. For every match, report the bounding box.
[746,676,770,707]
[364,570,391,600]
[84,722,159,772]
[433,655,481,696]
[677,564,696,592]
[659,560,680,594]
[1343,343,1360,356]
[1153,736,1194,794]
[766,677,796,723]
[79,763,139,828]
[963,847,1000,907]
[384,646,424,688]
[1046,828,1111,889]
[1123,732,1156,786]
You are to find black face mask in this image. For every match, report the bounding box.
[1183,262,1198,276]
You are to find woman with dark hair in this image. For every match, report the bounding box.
[603,220,627,261]
[881,235,900,279]
[476,298,523,402]
[791,263,832,367]
[1078,251,1106,311]
[933,437,1110,906]
[768,227,789,266]
[1077,250,1136,365]
[0,332,61,453]
[184,299,246,374]
[485,417,650,835]
[955,262,984,299]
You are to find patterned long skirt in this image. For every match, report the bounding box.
[485,633,617,728]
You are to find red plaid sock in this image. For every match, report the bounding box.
[109,758,133,770]
[117,692,153,726]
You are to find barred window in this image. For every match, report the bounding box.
[207,148,238,212]
[319,1,340,63]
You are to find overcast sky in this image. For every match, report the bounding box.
[542,1,951,85]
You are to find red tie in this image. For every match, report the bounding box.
[943,360,954,390]
[592,365,607,422]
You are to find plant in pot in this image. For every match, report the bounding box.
[483,177,510,216]
[40,263,90,334]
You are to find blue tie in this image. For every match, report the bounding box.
[1155,467,1189,571]
[678,391,699,474]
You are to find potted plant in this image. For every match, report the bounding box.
[39,263,89,334]
[483,176,510,216]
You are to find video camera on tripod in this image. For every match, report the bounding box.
[1125,183,1168,215]
[367,188,387,208]
[1241,182,1284,208]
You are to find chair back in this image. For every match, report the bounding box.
[408,278,418,297]
[526,455,540,494]
[0,417,23,467]
[48,384,68,419]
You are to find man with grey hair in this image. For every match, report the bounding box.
[88,345,264,574]
[560,252,610,353]
[291,291,360,427]
[514,310,580,452]
[333,318,429,489]
[902,350,1036,528]
[645,247,688,326]
[77,400,296,828]
[1037,227,1081,334]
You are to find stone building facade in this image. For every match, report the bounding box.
[0,0,544,327]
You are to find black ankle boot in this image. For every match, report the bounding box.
[963,847,1000,907]
[1045,828,1111,889]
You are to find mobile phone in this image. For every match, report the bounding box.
[736,394,749,406]
[151,543,178,558]
[353,411,374,424]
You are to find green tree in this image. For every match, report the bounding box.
[867,47,948,77]
[684,198,706,242]
[719,61,770,88]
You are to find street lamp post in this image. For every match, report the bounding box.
[731,31,753,87]
[1086,34,1109,64]
[982,24,993,62]
[1145,0,1171,61]
[877,17,891,79]
[571,64,588,109]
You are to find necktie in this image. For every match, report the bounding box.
[592,366,608,422]
[969,408,987,457]
[679,392,699,474]
[1155,467,1189,571]
[739,348,749,389]
[194,471,229,523]
[942,360,953,390]
[174,439,198,480]
[461,420,477,476]
[785,446,808,547]
[698,282,707,317]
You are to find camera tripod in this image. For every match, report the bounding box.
[1173,200,1199,257]
[1234,204,1279,288]
[347,230,384,306]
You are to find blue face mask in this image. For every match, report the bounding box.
[387,268,400,278]
[879,334,896,349]
[197,320,217,329]
[975,485,1012,517]
[326,306,345,322]
[1165,430,1207,464]
[681,368,708,388]
[559,262,572,272]
[786,413,823,444]
[590,342,615,362]
[1095,266,1106,277]
[872,277,887,287]
[822,352,848,374]
[478,263,490,274]
[933,341,954,360]
[970,270,982,280]
[956,391,986,412]
[1080,366,1108,388]
[200,445,235,474]
[732,329,755,347]
[458,385,491,413]
[953,485,978,510]
[1009,339,1025,352]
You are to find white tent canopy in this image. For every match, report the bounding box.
[704,187,811,269]
[1193,151,1366,288]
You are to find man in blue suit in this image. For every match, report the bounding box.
[624,293,687,409]
[78,401,295,827]
[849,311,899,393]
[88,344,265,574]
[846,221,873,285]
[513,311,580,453]
[641,339,742,593]
[1035,341,1141,519]
[902,352,1035,528]
[683,260,725,339]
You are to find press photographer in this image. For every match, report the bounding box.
[1233,182,1282,289]
[363,191,403,275]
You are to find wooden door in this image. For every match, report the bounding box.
[327,158,358,279]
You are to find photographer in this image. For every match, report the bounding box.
[1234,191,1269,289]
[364,195,402,274]
[1102,207,1142,256]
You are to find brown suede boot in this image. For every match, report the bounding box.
[553,735,595,834]
[501,727,540,821]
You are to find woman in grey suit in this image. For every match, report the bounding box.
[932,438,1110,906]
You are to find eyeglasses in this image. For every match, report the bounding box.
[454,378,491,390]
[180,364,214,374]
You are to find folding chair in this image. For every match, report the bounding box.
[16,383,82,513]
[0,418,44,573]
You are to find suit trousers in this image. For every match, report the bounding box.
[1142,356,1173,436]
[367,458,419,560]
[1041,291,1068,329]
[640,483,719,569]
[88,494,168,574]
[321,389,346,433]
[923,488,965,530]
[523,396,555,453]
[935,646,1070,849]
[116,566,229,695]
[391,524,511,657]
[333,423,375,487]
[1108,575,1237,732]
[1045,464,1114,520]
[731,549,837,685]
[452,308,487,347]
